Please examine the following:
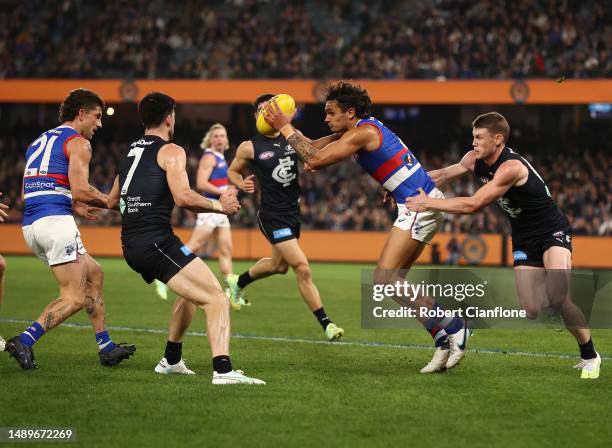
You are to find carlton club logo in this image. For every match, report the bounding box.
[272,157,296,187]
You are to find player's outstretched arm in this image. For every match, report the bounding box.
[67,137,109,208]
[263,101,367,168]
[159,143,240,215]
[228,141,256,193]
[428,150,476,187]
[406,160,524,214]
[0,192,8,222]
[107,175,121,210]
[197,153,225,196]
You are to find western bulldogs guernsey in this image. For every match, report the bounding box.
[23,125,80,225]
[474,147,568,240]
[202,149,228,199]
[354,117,435,202]
[250,134,300,213]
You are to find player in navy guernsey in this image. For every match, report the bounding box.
[153,123,236,302]
[406,112,601,379]
[264,81,471,373]
[5,89,135,370]
[227,93,344,341]
[107,92,264,384]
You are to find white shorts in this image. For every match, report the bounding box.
[196,212,230,229]
[394,187,445,244]
[22,215,86,266]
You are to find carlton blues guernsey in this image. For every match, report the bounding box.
[474,146,570,265]
[250,134,300,213]
[118,135,175,247]
[250,134,301,243]
[118,135,197,283]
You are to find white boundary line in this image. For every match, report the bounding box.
[0,317,609,361]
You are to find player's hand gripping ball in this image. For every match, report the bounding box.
[256,94,296,136]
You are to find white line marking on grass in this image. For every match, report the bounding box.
[0,317,609,361]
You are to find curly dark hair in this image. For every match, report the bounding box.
[58,88,105,123]
[324,81,371,118]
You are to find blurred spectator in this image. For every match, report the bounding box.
[1,0,609,79]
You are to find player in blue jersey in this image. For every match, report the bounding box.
[4,89,135,370]
[153,123,237,304]
[264,81,470,373]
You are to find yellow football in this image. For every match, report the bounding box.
[256,94,296,136]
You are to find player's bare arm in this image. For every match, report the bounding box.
[0,192,8,222]
[428,150,476,187]
[295,129,342,149]
[407,159,525,214]
[228,140,256,193]
[159,143,240,215]
[197,153,224,196]
[264,101,376,168]
[107,176,121,210]
[66,137,108,208]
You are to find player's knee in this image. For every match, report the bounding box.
[0,255,6,275]
[91,267,104,289]
[275,260,289,275]
[210,289,229,307]
[293,262,311,281]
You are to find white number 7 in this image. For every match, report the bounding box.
[121,147,145,194]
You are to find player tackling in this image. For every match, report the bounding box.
[406,111,601,379]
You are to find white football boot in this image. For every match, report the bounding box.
[212,370,266,385]
[446,322,472,370]
[420,344,451,373]
[574,352,601,379]
[154,357,195,375]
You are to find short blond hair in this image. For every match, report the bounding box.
[201,123,229,150]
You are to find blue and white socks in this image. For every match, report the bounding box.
[95,330,116,353]
[19,322,46,347]
[424,303,464,347]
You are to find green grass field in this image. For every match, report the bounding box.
[1,256,611,447]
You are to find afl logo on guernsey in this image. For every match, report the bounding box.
[259,151,274,160]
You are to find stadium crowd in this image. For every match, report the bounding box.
[2,0,609,79]
[1,129,610,236]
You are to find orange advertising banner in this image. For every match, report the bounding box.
[1,225,610,268]
[0,79,610,104]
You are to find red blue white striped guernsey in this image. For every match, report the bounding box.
[22,125,81,225]
[202,149,229,199]
[354,117,435,202]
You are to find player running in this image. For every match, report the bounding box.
[226,93,344,341]
[263,81,470,372]
[107,92,264,384]
[154,123,236,301]
[5,89,135,370]
[406,112,601,379]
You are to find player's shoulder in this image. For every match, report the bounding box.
[236,140,255,159]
